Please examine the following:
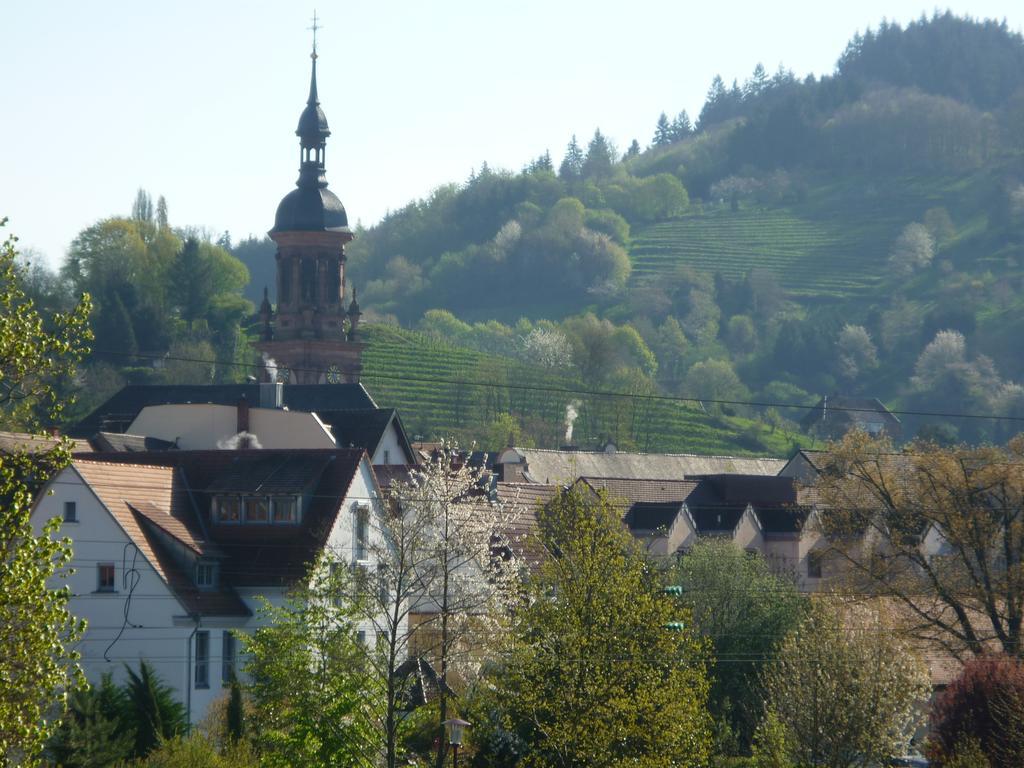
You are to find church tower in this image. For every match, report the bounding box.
[256,37,364,384]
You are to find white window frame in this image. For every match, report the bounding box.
[195,631,210,689]
[221,631,236,685]
[97,562,116,592]
[195,561,217,590]
[353,503,370,563]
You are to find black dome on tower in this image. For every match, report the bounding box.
[272,46,350,234]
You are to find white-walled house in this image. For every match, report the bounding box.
[31,448,394,725]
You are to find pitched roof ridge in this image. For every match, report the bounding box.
[515,447,783,460]
[578,475,696,482]
[75,458,174,472]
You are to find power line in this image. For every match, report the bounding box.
[90,346,1024,424]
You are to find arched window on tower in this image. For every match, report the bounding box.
[280,257,292,303]
[327,257,340,303]
[301,258,316,303]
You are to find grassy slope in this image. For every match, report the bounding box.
[359,324,799,456]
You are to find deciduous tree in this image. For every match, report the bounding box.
[486,485,713,767]
[243,556,379,768]
[674,540,807,752]
[1,218,91,765]
[817,431,1024,659]
[761,602,930,768]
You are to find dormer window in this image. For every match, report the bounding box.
[273,497,299,524]
[244,497,269,523]
[214,497,240,524]
[195,561,218,589]
[213,495,300,525]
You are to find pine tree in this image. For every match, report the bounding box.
[225,675,244,744]
[670,110,693,140]
[47,676,135,768]
[119,661,187,758]
[558,134,584,180]
[744,62,769,99]
[625,139,641,159]
[582,128,615,179]
[168,236,214,330]
[653,112,673,146]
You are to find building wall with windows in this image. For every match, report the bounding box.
[30,467,215,721]
[322,458,388,645]
[31,452,395,725]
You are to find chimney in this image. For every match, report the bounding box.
[259,382,283,409]
[237,396,250,434]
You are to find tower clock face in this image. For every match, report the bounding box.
[326,364,342,384]
[276,367,291,384]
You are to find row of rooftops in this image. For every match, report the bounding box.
[9,382,883,620]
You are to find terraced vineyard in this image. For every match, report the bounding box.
[360,324,798,456]
[630,206,901,299]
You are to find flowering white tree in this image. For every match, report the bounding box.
[888,222,935,276]
[520,327,573,369]
[384,443,523,768]
[760,601,930,768]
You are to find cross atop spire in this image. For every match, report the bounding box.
[309,10,321,60]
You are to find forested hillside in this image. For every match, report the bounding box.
[19,12,1024,451]
[243,11,1020,447]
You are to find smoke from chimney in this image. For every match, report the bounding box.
[217,431,263,450]
[262,353,278,383]
[564,401,581,443]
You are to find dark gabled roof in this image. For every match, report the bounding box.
[316,408,415,464]
[205,453,333,494]
[579,477,698,504]
[688,503,749,533]
[90,432,177,452]
[393,655,457,709]
[689,474,797,505]
[80,449,366,588]
[800,395,902,431]
[683,474,801,534]
[627,502,682,531]
[755,505,813,534]
[372,464,416,489]
[70,384,377,438]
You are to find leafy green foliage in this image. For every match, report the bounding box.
[132,732,258,767]
[483,485,713,767]
[0,218,90,765]
[674,541,808,752]
[242,556,380,768]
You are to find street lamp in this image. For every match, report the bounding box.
[442,718,471,768]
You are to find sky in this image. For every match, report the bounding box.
[3,1,1023,269]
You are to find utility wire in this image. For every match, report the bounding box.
[90,346,1024,424]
